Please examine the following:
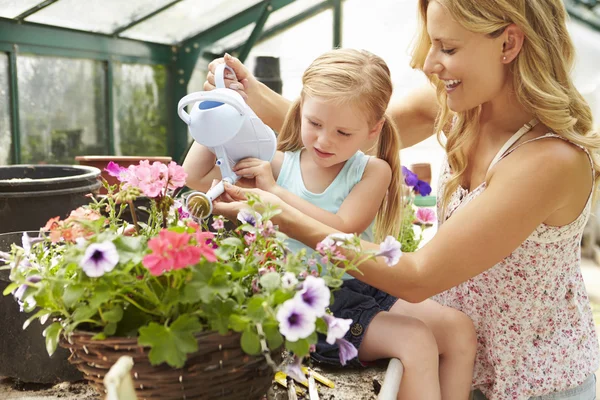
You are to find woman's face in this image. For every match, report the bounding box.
[422,1,507,112]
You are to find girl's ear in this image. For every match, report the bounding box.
[369,118,385,140]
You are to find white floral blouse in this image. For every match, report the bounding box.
[433,133,600,400]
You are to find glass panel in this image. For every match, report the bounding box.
[0,0,45,19]
[17,55,108,164]
[112,63,169,157]
[245,9,334,99]
[120,0,262,44]
[0,53,11,165]
[208,0,331,54]
[26,0,175,34]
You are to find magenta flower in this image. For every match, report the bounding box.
[166,161,187,190]
[80,241,119,278]
[244,232,256,245]
[294,276,330,317]
[277,299,316,341]
[337,338,358,366]
[211,218,225,230]
[377,236,402,266]
[416,208,436,225]
[104,161,129,181]
[323,315,352,345]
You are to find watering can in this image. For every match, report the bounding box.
[177,64,277,219]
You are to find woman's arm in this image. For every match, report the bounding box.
[389,85,440,149]
[205,54,439,143]
[216,139,591,302]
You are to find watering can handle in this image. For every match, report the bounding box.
[214,63,237,89]
[177,91,246,125]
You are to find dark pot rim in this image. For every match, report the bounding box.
[0,165,101,187]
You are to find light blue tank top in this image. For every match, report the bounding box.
[276,149,375,280]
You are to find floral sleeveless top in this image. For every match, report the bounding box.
[433,131,600,400]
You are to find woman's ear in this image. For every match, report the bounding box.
[501,24,525,63]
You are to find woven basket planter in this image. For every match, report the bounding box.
[61,331,281,400]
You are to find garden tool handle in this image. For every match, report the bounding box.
[177,91,245,125]
[214,63,237,89]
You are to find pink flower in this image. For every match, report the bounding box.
[167,162,187,190]
[142,230,203,275]
[211,218,224,230]
[195,231,217,262]
[244,233,256,245]
[415,207,436,225]
[123,161,169,198]
[104,161,129,182]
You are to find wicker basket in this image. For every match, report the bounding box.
[61,330,280,400]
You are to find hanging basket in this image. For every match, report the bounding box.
[61,330,281,400]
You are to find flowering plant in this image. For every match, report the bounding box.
[399,166,436,252]
[0,160,401,377]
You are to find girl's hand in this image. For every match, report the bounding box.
[212,183,288,222]
[233,158,277,192]
[204,53,256,102]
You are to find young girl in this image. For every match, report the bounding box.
[184,48,476,399]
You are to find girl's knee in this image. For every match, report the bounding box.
[397,317,439,360]
[444,309,477,356]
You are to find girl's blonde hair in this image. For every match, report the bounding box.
[410,0,600,211]
[278,48,403,241]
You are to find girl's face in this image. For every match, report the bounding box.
[300,96,381,168]
[422,1,507,112]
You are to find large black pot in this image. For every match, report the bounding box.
[0,165,101,235]
[0,231,82,383]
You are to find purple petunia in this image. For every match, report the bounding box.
[285,356,306,383]
[80,241,119,278]
[294,276,330,317]
[323,314,353,345]
[237,209,258,227]
[276,299,316,342]
[415,180,432,196]
[377,236,403,266]
[402,166,419,187]
[337,338,358,366]
[14,275,41,311]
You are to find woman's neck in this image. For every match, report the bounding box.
[478,84,536,137]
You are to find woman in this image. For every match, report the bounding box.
[194,0,600,398]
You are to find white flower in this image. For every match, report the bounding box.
[282,272,299,289]
[323,315,353,345]
[294,276,330,317]
[276,299,316,342]
[80,241,119,278]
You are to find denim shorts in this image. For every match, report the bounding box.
[471,374,596,400]
[310,278,397,367]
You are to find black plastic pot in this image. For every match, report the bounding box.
[0,165,101,235]
[0,231,82,383]
[254,56,282,94]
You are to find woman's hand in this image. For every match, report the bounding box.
[212,182,288,222]
[233,158,278,192]
[204,53,257,102]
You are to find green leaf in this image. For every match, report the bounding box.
[103,322,117,336]
[273,289,295,305]
[316,318,328,334]
[241,328,261,355]
[43,322,62,356]
[286,338,310,358]
[322,276,343,289]
[22,310,51,330]
[92,332,107,340]
[62,285,85,308]
[306,331,318,345]
[208,298,236,335]
[138,315,202,368]
[88,285,111,309]
[263,322,283,350]
[246,297,267,321]
[229,314,250,332]
[72,305,96,321]
[231,283,246,304]
[259,272,280,292]
[103,306,124,323]
[219,237,243,248]
[3,282,19,296]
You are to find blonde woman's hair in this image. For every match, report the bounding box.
[410,0,600,211]
[278,48,403,241]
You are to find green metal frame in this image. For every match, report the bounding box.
[0,0,344,165]
[565,0,600,31]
